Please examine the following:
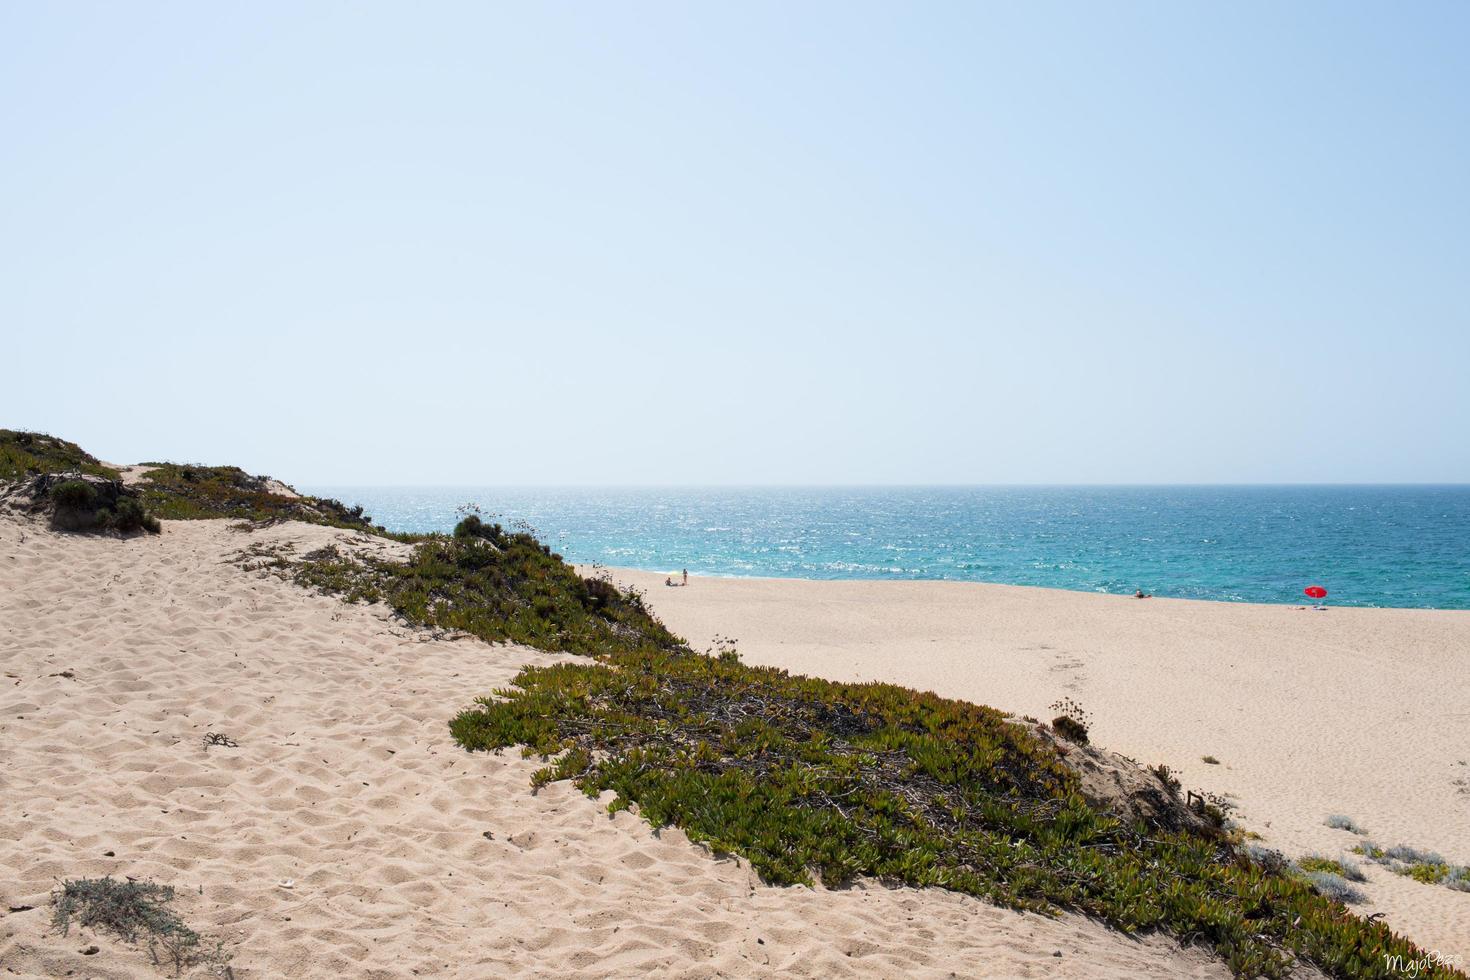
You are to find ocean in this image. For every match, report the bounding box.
[300,485,1470,610]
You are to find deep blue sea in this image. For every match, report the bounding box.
[301,486,1470,610]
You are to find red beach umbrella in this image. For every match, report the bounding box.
[1304,585,1327,600]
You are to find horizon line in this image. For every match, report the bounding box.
[296,481,1470,490]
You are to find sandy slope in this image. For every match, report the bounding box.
[0,516,1230,979]
[603,568,1470,965]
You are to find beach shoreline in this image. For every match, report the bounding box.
[589,559,1470,612]
[307,482,1470,610]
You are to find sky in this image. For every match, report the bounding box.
[2,2,1467,485]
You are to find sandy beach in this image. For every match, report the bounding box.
[603,568,1470,963]
[7,0,1467,973]
[0,514,1235,978]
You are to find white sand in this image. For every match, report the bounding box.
[604,568,1470,963]
[0,516,1231,979]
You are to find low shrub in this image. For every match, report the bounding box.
[43,477,160,535]
[454,514,493,539]
[1304,871,1365,905]
[1325,814,1369,835]
[1384,845,1445,866]
[1244,844,1289,874]
[1051,714,1089,743]
[52,876,231,975]
[1353,841,1469,893]
[280,517,682,656]
[134,461,391,533]
[112,497,161,534]
[1049,697,1091,744]
[1401,862,1450,885]
[1151,763,1182,795]
[1298,855,1366,883]
[50,479,98,509]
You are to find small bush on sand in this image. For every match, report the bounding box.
[1303,871,1365,905]
[1048,697,1091,744]
[50,479,97,509]
[453,514,494,539]
[112,497,161,534]
[1384,845,1445,866]
[1151,762,1182,795]
[1325,814,1369,835]
[1400,862,1451,885]
[45,477,161,535]
[1353,841,1470,892]
[1244,844,1289,874]
[52,877,230,975]
[279,516,682,656]
[1298,854,1366,882]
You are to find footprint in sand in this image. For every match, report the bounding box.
[1047,651,1087,691]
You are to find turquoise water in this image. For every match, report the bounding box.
[302,485,1470,609]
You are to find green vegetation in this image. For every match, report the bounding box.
[1326,814,1370,836]
[52,877,231,975]
[1354,843,1469,890]
[1048,696,1091,744]
[0,430,120,482]
[50,478,98,509]
[1402,863,1450,885]
[0,431,393,535]
[134,461,389,532]
[452,641,1460,978]
[47,479,161,534]
[283,515,682,655]
[1298,855,1367,883]
[1300,871,1366,906]
[270,513,1460,977]
[1,432,160,534]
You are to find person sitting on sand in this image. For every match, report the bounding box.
[1134,589,1151,599]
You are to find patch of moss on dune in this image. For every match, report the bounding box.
[283,515,681,655]
[0,430,121,482]
[134,461,400,534]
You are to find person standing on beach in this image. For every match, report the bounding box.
[682,568,688,586]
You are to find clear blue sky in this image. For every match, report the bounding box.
[3,2,1466,484]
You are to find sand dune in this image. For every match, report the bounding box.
[604,568,1470,964]
[0,516,1232,978]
